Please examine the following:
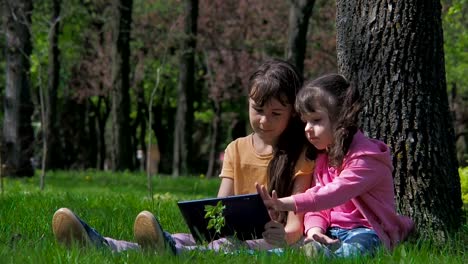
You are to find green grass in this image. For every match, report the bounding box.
[0,170,466,263]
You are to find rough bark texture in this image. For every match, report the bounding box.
[45,0,61,169]
[2,0,34,177]
[110,0,133,171]
[286,0,315,76]
[172,0,198,177]
[336,0,463,240]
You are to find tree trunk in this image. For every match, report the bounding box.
[110,0,133,171]
[45,0,62,170]
[336,0,463,240]
[286,0,315,76]
[152,102,172,174]
[97,96,110,169]
[172,0,198,177]
[130,55,147,171]
[206,100,221,178]
[449,83,468,167]
[2,0,34,177]
[132,83,146,171]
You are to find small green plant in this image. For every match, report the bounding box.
[204,201,226,235]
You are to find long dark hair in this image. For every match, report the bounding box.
[295,74,361,169]
[249,58,315,223]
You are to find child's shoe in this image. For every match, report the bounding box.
[133,210,176,254]
[52,208,107,248]
[301,240,333,258]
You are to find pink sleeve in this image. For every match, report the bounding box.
[303,210,330,235]
[293,156,385,213]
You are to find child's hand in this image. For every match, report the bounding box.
[262,220,287,247]
[256,183,282,210]
[255,183,296,211]
[305,227,340,245]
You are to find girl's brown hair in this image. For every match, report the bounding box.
[249,58,316,223]
[295,74,361,169]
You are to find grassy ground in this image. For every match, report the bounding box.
[0,170,466,263]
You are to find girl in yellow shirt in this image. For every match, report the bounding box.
[53,58,316,254]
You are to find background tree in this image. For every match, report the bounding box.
[287,0,315,75]
[130,0,183,174]
[0,0,355,176]
[443,0,467,166]
[2,0,35,177]
[198,0,291,177]
[73,0,113,170]
[110,0,134,171]
[172,0,198,177]
[0,17,4,134]
[45,0,62,170]
[336,0,463,239]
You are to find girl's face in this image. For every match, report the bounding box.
[249,98,293,145]
[301,109,334,150]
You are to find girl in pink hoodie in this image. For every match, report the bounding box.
[257,74,414,258]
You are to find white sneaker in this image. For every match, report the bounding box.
[52,208,89,247]
[134,211,166,251]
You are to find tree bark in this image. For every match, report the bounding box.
[45,0,62,169]
[286,0,315,76]
[172,0,198,177]
[336,0,463,240]
[2,0,34,177]
[110,0,133,171]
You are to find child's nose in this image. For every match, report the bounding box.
[305,122,313,132]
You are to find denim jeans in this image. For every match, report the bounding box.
[323,227,381,258]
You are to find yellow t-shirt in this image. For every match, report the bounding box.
[219,134,314,195]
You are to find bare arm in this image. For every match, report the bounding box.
[283,173,312,244]
[260,172,312,246]
[283,211,304,245]
[217,177,234,197]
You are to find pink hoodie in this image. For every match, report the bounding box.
[292,131,414,250]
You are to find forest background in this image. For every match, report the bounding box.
[1,0,467,240]
[1,0,466,176]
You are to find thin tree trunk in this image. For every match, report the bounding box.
[110,0,133,171]
[135,89,147,171]
[204,51,221,178]
[97,96,110,169]
[172,0,198,177]
[39,77,47,190]
[336,0,463,241]
[286,0,315,76]
[206,100,221,178]
[45,0,61,169]
[2,0,34,177]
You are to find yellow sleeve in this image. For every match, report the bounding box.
[294,148,315,179]
[219,142,235,180]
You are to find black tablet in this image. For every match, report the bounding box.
[177,193,271,243]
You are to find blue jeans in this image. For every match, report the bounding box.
[323,227,381,258]
[233,227,381,257]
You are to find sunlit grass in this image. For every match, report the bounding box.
[0,170,466,263]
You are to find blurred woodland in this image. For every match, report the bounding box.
[0,0,341,176]
[1,0,464,177]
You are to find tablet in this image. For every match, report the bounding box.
[177,193,271,243]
